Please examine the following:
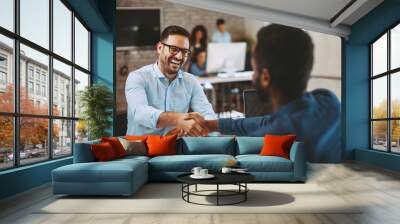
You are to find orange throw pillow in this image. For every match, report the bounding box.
[91,142,117,161]
[101,137,126,158]
[260,134,296,159]
[125,135,148,141]
[146,135,177,157]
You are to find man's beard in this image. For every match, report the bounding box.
[162,55,183,75]
[254,76,269,102]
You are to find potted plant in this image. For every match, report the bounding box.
[79,84,113,140]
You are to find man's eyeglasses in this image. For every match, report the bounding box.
[161,43,191,57]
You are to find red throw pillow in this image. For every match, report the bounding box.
[101,137,126,158]
[146,135,177,157]
[91,142,117,161]
[260,134,296,159]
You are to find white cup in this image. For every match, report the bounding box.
[221,167,232,174]
[200,169,208,176]
[191,167,202,176]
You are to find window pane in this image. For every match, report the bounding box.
[391,72,400,118]
[391,120,400,153]
[372,121,388,151]
[20,117,49,165]
[53,59,72,117]
[0,116,13,170]
[75,120,88,143]
[53,119,72,157]
[0,35,14,112]
[372,33,387,76]
[74,69,89,118]
[20,0,49,49]
[20,44,49,115]
[0,0,14,31]
[372,77,387,119]
[53,0,72,60]
[75,18,89,70]
[392,24,400,70]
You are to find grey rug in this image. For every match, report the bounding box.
[38,183,362,214]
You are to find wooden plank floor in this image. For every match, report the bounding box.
[1,162,400,224]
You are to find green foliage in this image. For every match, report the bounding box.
[79,84,113,140]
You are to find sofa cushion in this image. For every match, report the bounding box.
[101,137,127,158]
[236,137,263,155]
[147,135,177,157]
[91,142,118,161]
[124,135,148,141]
[73,139,100,163]
[236,155,293,172]
[260,134,296,159]
[114,155,150,164]
[118,138,147,156]
[179,137,235,155]
[53,158,147,183]
[149,154,235,172]
[53,163,133,183]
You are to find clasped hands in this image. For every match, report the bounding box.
[168,112,209,137]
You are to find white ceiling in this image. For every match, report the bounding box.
[167,0,384,38]
[226,0,352,22]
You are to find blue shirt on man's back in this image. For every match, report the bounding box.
[218,89,341,163]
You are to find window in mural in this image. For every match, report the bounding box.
[370,23,400,154]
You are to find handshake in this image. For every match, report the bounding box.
[167,112,212,137]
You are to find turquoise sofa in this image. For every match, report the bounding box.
[52,137,306,196]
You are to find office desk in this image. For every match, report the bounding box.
[196,71,253,113]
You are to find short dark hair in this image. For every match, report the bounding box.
[160,25,190,42]
[190,25,208,48]
[216,18,225,26]
[254,24,314,98]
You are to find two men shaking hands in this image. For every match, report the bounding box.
[163,112,213,137]
[125,24,342,162]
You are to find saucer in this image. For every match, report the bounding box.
[190,174,215,179]
[232,170,249,174]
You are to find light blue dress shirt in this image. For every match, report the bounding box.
[125,63,217,135]
[211,31,232,43]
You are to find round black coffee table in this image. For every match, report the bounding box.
[177,173,255,206]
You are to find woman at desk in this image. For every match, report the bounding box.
[190,48,207,76]
[190,25,208,52]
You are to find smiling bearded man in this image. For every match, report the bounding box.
[125,25,216,136]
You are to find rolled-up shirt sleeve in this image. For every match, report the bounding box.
[189,79,217,120]
[125,72,163,129]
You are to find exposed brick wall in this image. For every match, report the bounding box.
[116,0,245,113]
[116,50,157,113]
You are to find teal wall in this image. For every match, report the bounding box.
[344,0,400,171]
[91,0,116,135]
[0,0,115,200]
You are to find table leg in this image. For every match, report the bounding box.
[195,184,197,192]
[217,184,219,206]
[245,183,247,201]
[188,184,191,202]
